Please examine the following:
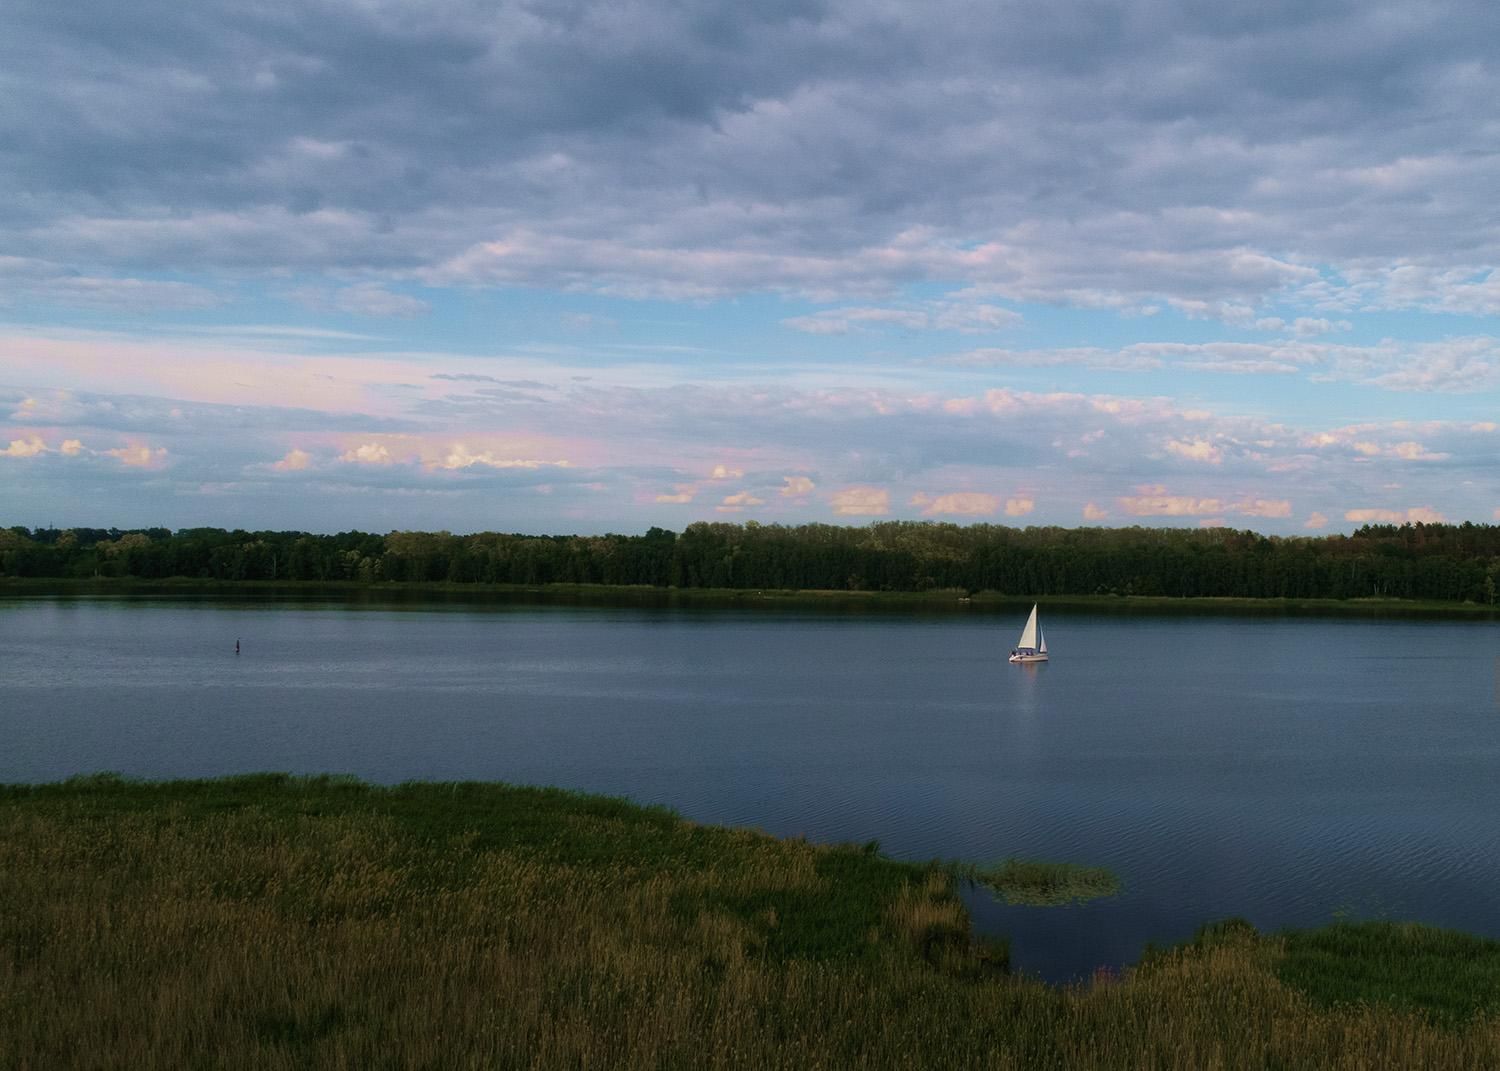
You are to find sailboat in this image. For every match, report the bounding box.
[1007,604,1049,663]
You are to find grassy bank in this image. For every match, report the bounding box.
[1,574,1494,617]
[2,776,1497,1068]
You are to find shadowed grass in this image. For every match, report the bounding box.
[1278,921,1500,1026]
[2,776,1497,1069]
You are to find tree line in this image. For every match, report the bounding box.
[3,520,1500,603]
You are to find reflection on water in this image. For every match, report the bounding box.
[2,595,1499,983]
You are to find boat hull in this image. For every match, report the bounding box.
[1008,652,1048,663]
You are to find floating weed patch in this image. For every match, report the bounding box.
[966,858,1121,906]
[1277,921,1500,1026]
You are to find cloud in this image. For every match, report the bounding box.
[7,0,1500,317]
[1237,499,1292,518]
[288,283,431,318]
[655,485,695,504]
[2,436,48,458]
[1305,512,1328,529]
[783,301,1021,335]
[780,475,815,497]
[271,448,312,472]
[1004,497,1035,517]
[1118,492,1224,518]
[104,442,167,468]
[1083,502,1109,521]
[830,487,889,516]
[0,258,225,310]
[340,442,393,465]
[1345,506,1447,524]
[435,444,571,471]
[716,491,765,513]
[711,464,744,479]
[911,492,1000,517]
[942,337,1500,394]
[1165,438,1223,464]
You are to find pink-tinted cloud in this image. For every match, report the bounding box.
[1236,499,1292,518]
[2,436,47,458]
[1305,511,1329,528]
[831,487,889,516]
[436,444,571,471]
[271,448,312,472]
[716,491,765,513]
[1118,488,1224,517]
[1083,502,1109,521]
[105,442,167,468]
[1165,438,1223,464]
[1004,497,1035,517]
[1345,506,1446,524]
[780,475,815,498]
[912,492,1000,516]
[340,442,393,465]
[654,486,696,504]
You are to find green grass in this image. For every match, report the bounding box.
[965,857,1121,905]
[1278,921,1500,1026]
[2,775,1497,1069]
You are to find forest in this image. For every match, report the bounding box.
[3,520,1500,603]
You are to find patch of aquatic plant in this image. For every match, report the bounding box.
[962,857,1122,905]
[1277,920,1500,1026]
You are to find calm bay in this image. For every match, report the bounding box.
[3,594,1497,982]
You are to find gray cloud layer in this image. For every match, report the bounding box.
[8,0,1500,307]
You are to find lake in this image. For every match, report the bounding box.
[3,593,1498,982]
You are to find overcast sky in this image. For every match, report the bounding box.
[4,0,1499,534]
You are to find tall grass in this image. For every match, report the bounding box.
[1,775,1496,1069]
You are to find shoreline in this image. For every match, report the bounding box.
[2,575,1496,617]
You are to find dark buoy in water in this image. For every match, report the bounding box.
[235,638,240,655]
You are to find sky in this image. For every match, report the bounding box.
[4,0,1500,536]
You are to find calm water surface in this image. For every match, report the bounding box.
[3,595,1498,982]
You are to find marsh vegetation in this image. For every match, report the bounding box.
[2,775,1496,1069]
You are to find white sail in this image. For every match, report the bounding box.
[1038,626,1047,654]
[1016,604,1039,649]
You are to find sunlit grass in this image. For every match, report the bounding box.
[2,775,1497,1069]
